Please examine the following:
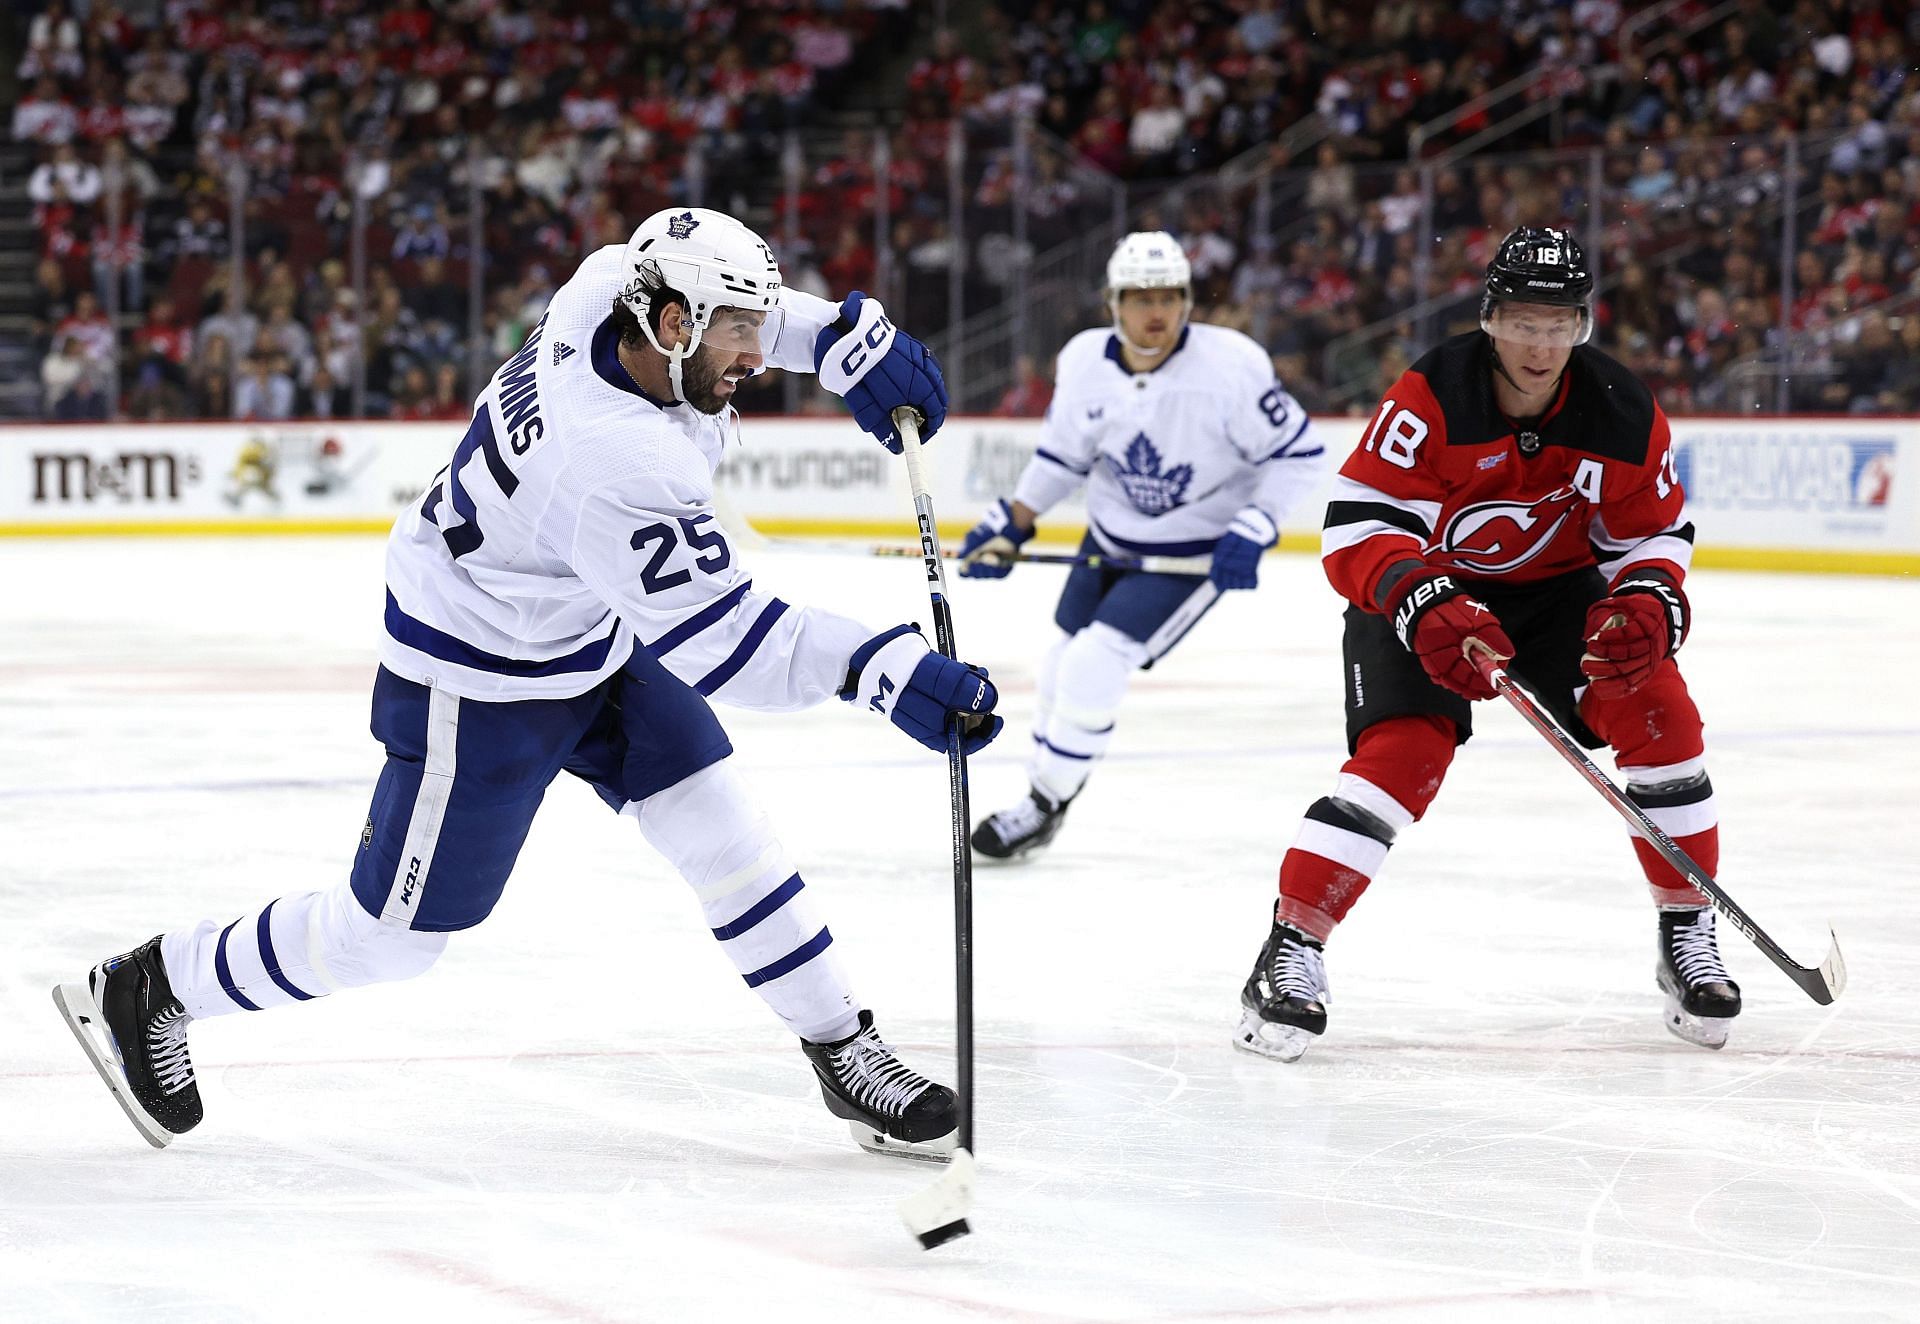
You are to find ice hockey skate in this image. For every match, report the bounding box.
[970,787,1071,862]
[53,935,203,1147]
[1657,906,1741,1049]
[801,1011,957,1161]
[1234,920,1330,1063]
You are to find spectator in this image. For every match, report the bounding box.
[42,335,92,417]
[132,297,193,388]
[297,364,345,420]
[994,354,1053,417]
[28,142,101,207]
[1128,84,1185,177]
[198,289,259,361]
[30,257,76,356]
[54,291,115,370]
[427,362,471,421]
[391,203,451,263]
[12,75,78,145]
[234,353,296,420]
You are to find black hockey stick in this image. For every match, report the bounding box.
[871,545,1214,575]
[1469,642,1845,1005]
[892,405,977,1250]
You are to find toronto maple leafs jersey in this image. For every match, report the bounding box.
[379,244,875,705]
[1322,332,1692,613]
[1012,324,1325,556]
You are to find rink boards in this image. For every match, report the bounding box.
[1,415,1915,574]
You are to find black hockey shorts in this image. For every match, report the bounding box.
[1341,566,1609,754]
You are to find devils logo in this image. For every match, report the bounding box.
[1442,487,1581,574]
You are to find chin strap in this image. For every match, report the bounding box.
[635,301,700,404]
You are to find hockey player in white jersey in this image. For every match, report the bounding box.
[54,207,998,1162]
[961,232,1326,860]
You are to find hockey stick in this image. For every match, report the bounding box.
[871,545,1214,575]
[890,405,978,1251]
[1467,642,1846,1005]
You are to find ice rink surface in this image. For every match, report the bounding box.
[3,535,1917,1323]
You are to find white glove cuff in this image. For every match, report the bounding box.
[1227,505,1279,548]
[848,631,929,719]
[817,297,897,396]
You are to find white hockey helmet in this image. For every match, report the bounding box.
[1105,230,1192,298]
[619,207,783,398]
[1104,230,1191,356]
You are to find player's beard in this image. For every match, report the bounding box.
[680,344,737,415]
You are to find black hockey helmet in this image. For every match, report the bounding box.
[1481,226,1594,347]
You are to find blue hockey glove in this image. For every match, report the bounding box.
[957,499,1034,579]
[813,291,949,453]
[841,624,1002,754]
[1210,506,1278,592]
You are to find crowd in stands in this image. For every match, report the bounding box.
[19,0,906,421]
[17,0,1920,422]
[939,0,1920,414]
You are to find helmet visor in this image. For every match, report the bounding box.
[1481,301,1592,348]
[697,308,769,354]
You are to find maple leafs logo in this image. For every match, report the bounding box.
[666,211,700,240]
[1104,432,1192,516]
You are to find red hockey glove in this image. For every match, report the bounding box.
[1581,574,1689,699]
[1384,569,1514,701]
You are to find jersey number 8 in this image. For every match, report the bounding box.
[1359,399,1427,470]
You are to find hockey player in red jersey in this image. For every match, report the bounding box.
[1235,226,1741,1062]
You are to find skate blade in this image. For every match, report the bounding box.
[849,1120,957,1164]
[51,982,174,1149]
[1232,1009,1316,1063]
[1662,995,1733,1050]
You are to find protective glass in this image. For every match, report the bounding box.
[1481,301,1592,348]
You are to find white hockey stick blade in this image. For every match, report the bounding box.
[52,982,173,1149]
[1818,927,1847,1000]
[899,1146,974,1250]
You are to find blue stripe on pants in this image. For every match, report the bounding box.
[742,927,834,988]
[256,900,315,1002]
[214,919,263,1012]
[710,874,805,941]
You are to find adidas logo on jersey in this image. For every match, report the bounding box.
[553,342,575,365]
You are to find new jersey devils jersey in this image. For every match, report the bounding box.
[1321,332,1693,612]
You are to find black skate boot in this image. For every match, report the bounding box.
[970,787,1070,862]
[801,1011,957,1162]
[1657,906,1741,1049]
[1234,920,1330,1063]
[53,936,203,1147]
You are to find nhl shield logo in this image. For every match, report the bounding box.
[666,211,699,240]
[1104,432,1193,516]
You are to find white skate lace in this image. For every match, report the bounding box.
[146,1005,196,1096]
[1268,935,1328,1001]
[990,797,1050,841]
[831,1028,928,1118]
[1668,910,1730,986]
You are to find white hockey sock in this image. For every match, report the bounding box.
[1029,623,1141,804]
[628,761,860,1044]
[160,881,448,1020]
